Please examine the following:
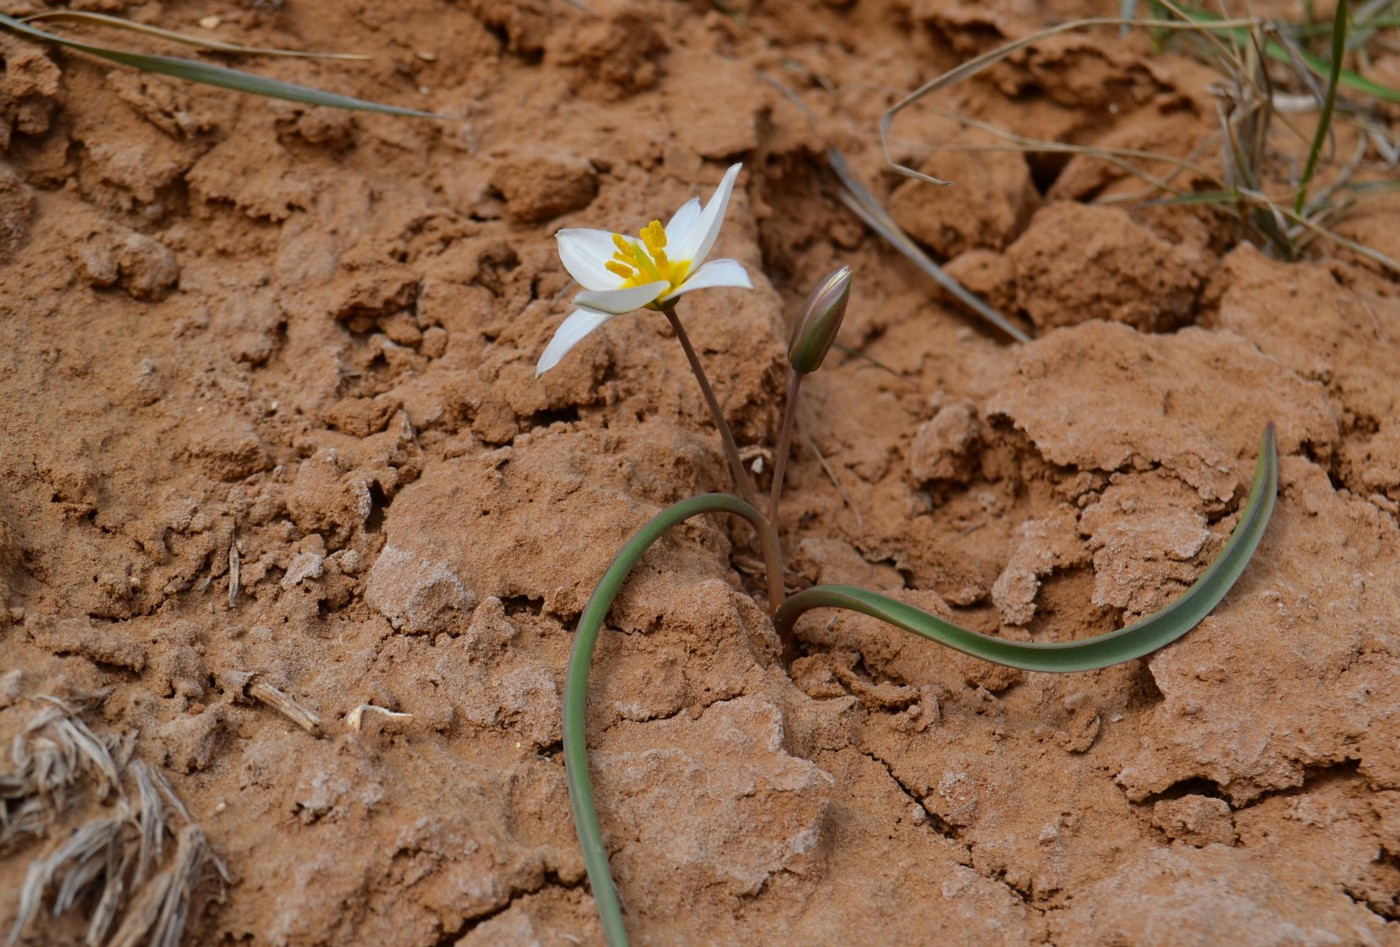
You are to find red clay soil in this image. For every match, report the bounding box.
[2,1,1399,945]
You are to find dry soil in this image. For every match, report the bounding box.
[2,1,1399,945]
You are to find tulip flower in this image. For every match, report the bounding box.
[537,163,752,376]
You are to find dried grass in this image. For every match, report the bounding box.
[875,4,1400,276]
[1,697,227,947]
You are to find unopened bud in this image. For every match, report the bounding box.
[787,265,851,374]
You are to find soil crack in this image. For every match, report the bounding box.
[430,870,586,946]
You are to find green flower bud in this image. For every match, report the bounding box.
[787,265,851,374]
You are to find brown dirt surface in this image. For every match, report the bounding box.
[2,1,1399,945]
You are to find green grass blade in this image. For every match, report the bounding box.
[564,493,771,947]
[0,12,439,118]
[1149,189,1245,205]
[1295,0,1348,216]
[1177,6,1400,104]
[774,424,1277,669]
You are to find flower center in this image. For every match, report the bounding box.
[605,220,692,294]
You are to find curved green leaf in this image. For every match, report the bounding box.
[564,492,771,947]
[565,425,1276,946]
[774,424,1278,670]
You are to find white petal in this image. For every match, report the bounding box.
[536,308,617,376]
[670,163,742,270]
[665,198,701,244]
[661,259,752,301]
[574,281,669,315]
[557,229,627,292]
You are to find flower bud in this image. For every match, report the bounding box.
[787,265,851,374]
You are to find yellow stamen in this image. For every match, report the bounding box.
[642,220,666,252]
[604,222,693,295]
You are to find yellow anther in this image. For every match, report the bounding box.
[602,222,690,291]
[641,220,667,253]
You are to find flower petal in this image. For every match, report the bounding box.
[670,163,742,270]
[665,198,701,245]
[661,258,752,301]
[536,308,617,376]
[574,280,669,315]
[557,229,627,292]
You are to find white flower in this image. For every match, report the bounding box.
[536,163,753,376]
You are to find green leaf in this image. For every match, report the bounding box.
[1295,0,1349,217]
[1176,6,1400,105]
[774,424,1279,670]
[564,492,771,947]
[0,12,441,118]
[563,424,1277,945]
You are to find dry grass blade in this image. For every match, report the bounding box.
[2,698,227,947]
[129,761,168,885]
[107,826,226,947]
[748,73,1027,342]
[49,717,121,798]
[1161,3,1400,104]
[20,10,369,59]
[2,697,122,854]
[827,149,1031,343]
[881,4,1400,277]
[86,862,126,947]
[7,815,127,947]
[1287,207,1400,273]
[51,817,124,915]
[1303,134,1372,221]
[895,104,1215,194]
[0,12,441,118]
[802,431,862,530]
[879,15,1261,184]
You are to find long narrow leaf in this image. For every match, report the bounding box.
[0,13,439,118]
[827,149,1031,344]
[1295,0,1349,215]
[773,424,1278,668]
[20,11,368,59]
[1179,6,1400,104]
[565,425,1276,945]
[564,493,771,947]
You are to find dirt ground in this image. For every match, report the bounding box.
[2,0,1399,944]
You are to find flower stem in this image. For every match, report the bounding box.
[663,306,758,510]
[754,513,786,620]
[768,369,803,525]
[662,306,785,617]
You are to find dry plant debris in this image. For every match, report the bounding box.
[2,697,226,947]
